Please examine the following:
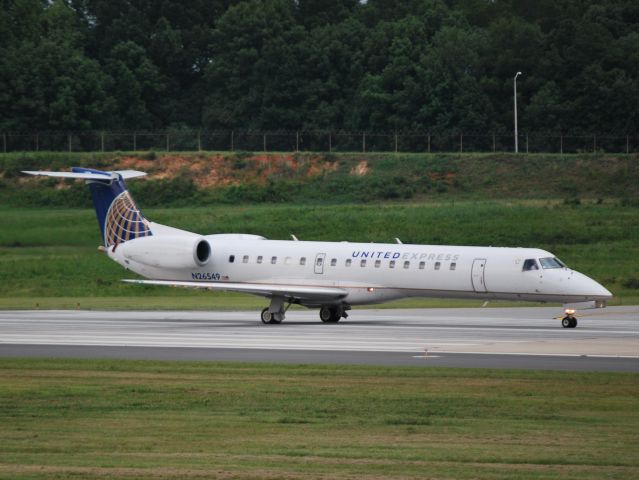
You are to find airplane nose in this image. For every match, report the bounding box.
[590,278,613,299]
[573,271,613,300]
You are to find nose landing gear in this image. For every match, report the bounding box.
[561,309,578,328]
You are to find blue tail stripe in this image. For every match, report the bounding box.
[72,167,151,246]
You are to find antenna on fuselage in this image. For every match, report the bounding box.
[291,234,299,241]
[395,238,403,244]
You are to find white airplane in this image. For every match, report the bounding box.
[24,167,612,328]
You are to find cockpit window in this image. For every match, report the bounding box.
[522,259,539,271]
[539,257,565,269]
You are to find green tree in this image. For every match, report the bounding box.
[203,0,306,129]
[104,41,165,129]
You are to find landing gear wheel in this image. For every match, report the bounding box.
[319,306,341,323]
[562,316,577,328]
[261,308,273,324]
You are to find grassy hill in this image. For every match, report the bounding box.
[2,151,639,207]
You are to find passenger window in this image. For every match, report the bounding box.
[389,260,395,269]
[330,258,337,266]
[242,255,249,264]
[522,259,539,271]
[345,259,352,267]
[257,255,263,264]
[229,255,235,263]
[360,259,367,267]
[450,262,456,270]
[300,257,306,266]
[315,257,322,266]
[375,259,381,268]
[271,256,277,264]
[403,261,410,269]
[434,262,440,270]
[419,261,425,270]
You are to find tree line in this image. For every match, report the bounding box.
[1,0,638,135]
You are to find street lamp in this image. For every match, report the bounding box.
[514,71,522,153]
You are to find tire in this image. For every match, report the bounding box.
[561,316,571,328]
[570,318,578,328]
[261,308,272,324]
[320,306,341,323]
[319,307,333,323]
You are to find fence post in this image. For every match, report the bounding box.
[296,131,299,152]
[362,132,366,153]
[394,133,398,153]
[263,133,266,152]
[35,133,39,151]
[133,132,137,151]
[626,135,629,154]
[328,132,332,153]
[166,133,170,152]
[427,133,431,153]
[492,133,496,152]
[460,133,463,153]
[231,130,234,151]
[68,134,72,152]
[593,135,596,154]
[560,134,563,155]
[101,131,105,152]
[526,133,529,154]
[2,133,6,153]
[197,130,202,152]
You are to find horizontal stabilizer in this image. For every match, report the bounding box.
[22,170,147,180]
[123,279,348,301]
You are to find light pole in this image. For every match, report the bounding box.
[514,71,522,153]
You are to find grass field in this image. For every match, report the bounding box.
[0,358,637,479]
[1,199,638,308]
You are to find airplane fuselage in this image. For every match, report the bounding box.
[110,224,611,308]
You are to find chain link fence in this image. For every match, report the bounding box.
[1,130,637,154]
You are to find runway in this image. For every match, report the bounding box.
[1,306,638,371]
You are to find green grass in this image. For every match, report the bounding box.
[0,358,638,479]
[1,200,638,308]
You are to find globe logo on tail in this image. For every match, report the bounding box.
[104,191,152,246]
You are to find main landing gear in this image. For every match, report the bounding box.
[261,296,289,324]
[319,305,348,323]
[260,298,350,324]
[561,308,578,328]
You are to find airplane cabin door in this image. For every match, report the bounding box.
[314,253,326,274]
[471,258,487,292]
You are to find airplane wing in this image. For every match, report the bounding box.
[122,279,348,302]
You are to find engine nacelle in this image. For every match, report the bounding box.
[118,235,211,270]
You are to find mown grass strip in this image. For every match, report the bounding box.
[0,359,638,479]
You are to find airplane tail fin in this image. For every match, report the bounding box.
[22,167,152,247]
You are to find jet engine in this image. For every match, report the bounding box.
[118,235,211,269]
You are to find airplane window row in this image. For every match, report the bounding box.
[229,254,456,271]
